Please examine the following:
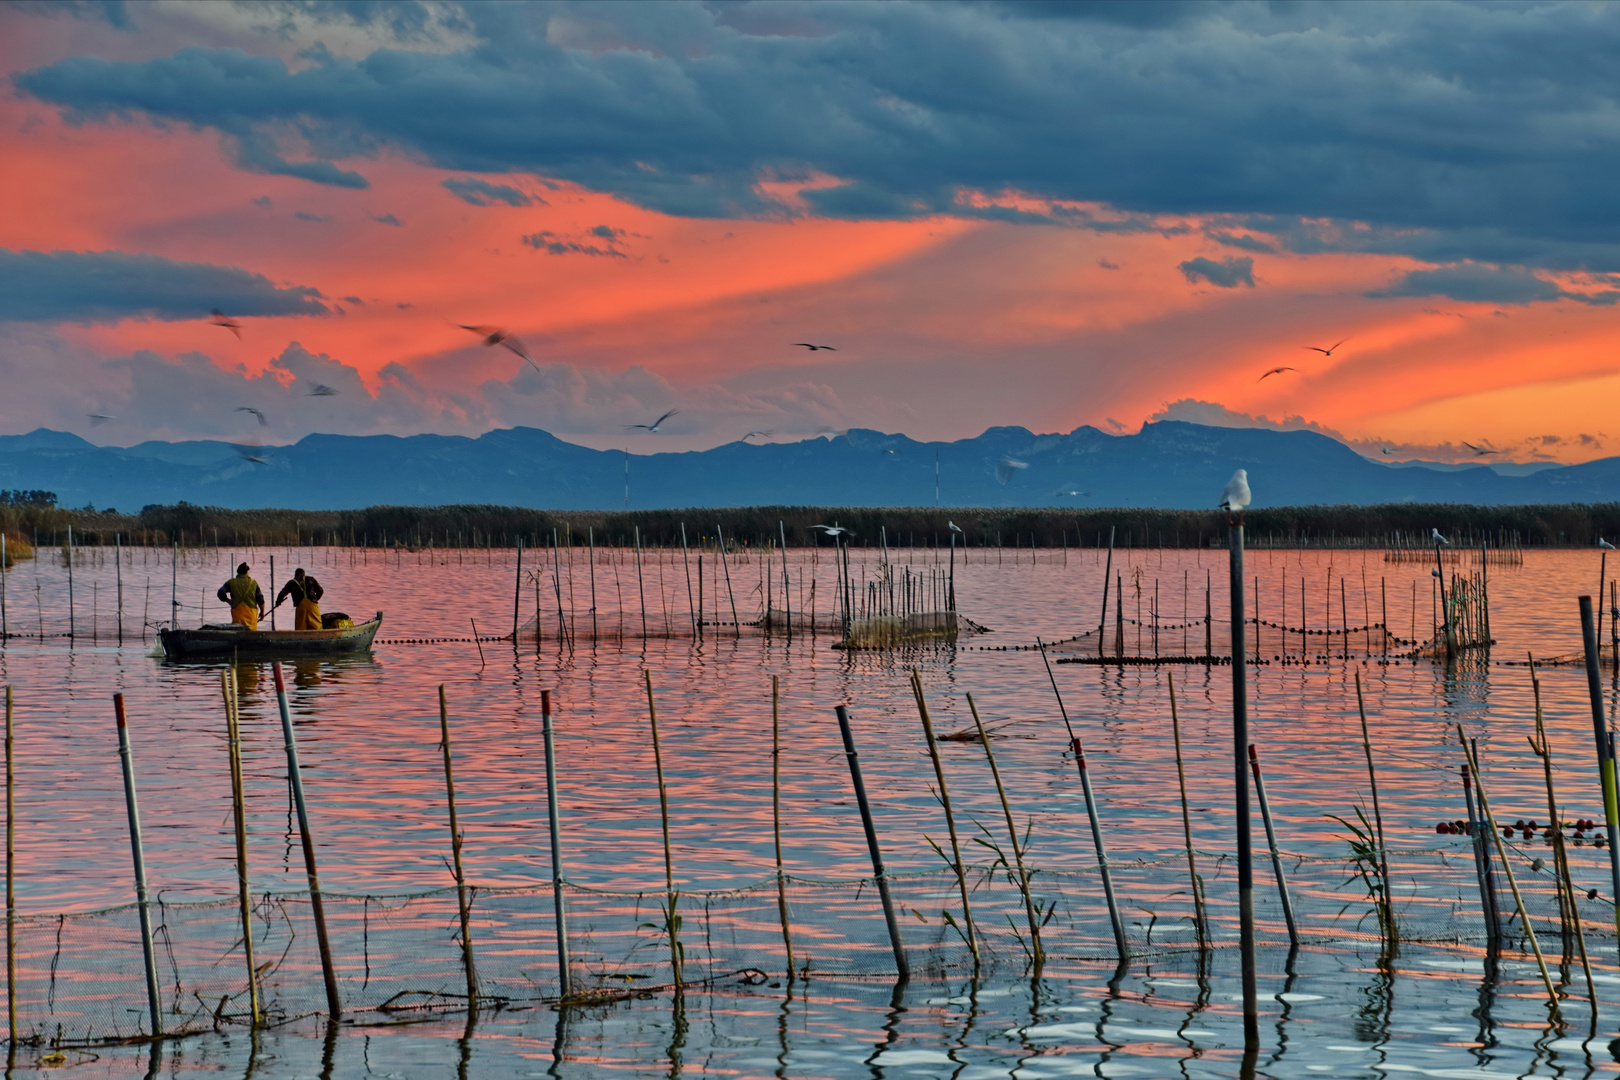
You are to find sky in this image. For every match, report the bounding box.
[4,0,1620,463]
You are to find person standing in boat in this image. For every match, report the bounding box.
[274,568,325,631]
[217,563,266,630]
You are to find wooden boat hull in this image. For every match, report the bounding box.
[159,613,383,660]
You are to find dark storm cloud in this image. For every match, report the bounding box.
[441,177,537,206]
[0,249,329,323]
[1179,256,1254,288]
[1366,263,1620,306]
[18,1,1620,267]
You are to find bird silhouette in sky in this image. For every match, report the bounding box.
[810,524,854,538]
[995,457,1029,485]
[1259,366,1297,381]
[458,324,541,373]
[740,430,774,441]
[210,309,243,338]
[234,444,269,464]
[628,409,678,433]
[1303,339,1347,356]
[235,406,267,427]
[794,343,837,351]
[308,384,339,397]
[86,413,115,426]
[1381,447,1395,455]
[1462,441,1500,456]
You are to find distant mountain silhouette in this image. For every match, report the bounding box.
[1,422,1615,511]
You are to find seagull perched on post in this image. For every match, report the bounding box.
[1431,528,1451,545]
[235,406,267,427]
[1600,538,1617,550]
[995,457,1029,485]
[948,521,963,534]
[627,409,678,433]
[457,324,541,373]
[1220,469,1251,515]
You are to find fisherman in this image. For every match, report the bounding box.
[275,567,325,631]
[217,562,266,629]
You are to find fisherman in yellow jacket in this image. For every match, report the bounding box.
[275,568,325,631]
[217,563,266,629]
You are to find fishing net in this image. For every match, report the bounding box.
[14,825,1613,1046]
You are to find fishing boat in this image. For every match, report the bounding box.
[159,612,383,661]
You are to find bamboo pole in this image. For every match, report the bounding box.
[1228,518,1258,1044]
[908,671,977,966]
[832,704,908,980]
[113,694,163,1036]
[1097,527,1113,657]
[67,526,74,640]
[779,521,792,639]
[4,684,12,1044]
[221,670,260,1026]
[512,538,523,643]
[1460,727,1561,1020]
[439,686,478,1010]
[1247,746,1299,949]
[965,693,1044,968]
[1528,659,1595,1012]
[1461,763,1500,951]
[588,528,598,643]
[1353,673,1397,943]
[1,534,6,643]
[116,534,123,646]
[716,525,740,635]
[643,672,683,987]
[771,676,796,977]
[551,531,569,650]
[273,664,341,1019]
[1167,672,1207,949]
[679,524,698,638]
[541,690,571,998]
[1577,595,1620,936]
[635,528,648,642]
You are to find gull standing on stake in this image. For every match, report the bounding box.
[1220,469,1251,515]
[1220,466,1259,1046]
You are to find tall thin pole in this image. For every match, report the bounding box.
[550,531,568,649]
[1168,672,1207,949]
[680,523,698,637]
[113,694,163,1036]
[1097,526,1114,657]
[716,525,740,635]
[1461,763,1500,951]
[4,684,13,1044]
[439,686,478,1010]
[588,528,598,644]
[833,705,908,980]
[67,526,75,639]
[267,553,274,631]
[274,664,341,1019]
[644,672,682,987]
[635,528,649,642]
[965,693,1044,967]
[115,534,123,646]
[1354,673,1397,942]
[222,670,260,1026]
[1228,517,1258,1045]
[1,534,6,643]
[1434,539,1455,659]
[779,521,792,640]
[512,538,523,643]
[771,677,796,976]
[540,690,571,998]
[908,671,977,966]
[1578,595,1620,934]
[1247,746,1299,949]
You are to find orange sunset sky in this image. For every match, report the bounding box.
[4,1,1620,463]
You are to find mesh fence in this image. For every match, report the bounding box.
[15,824,1614,1046]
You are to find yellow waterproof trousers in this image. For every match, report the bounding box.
[230,604,259,630]
[295,599,322,631]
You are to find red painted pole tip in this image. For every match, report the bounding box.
[1248,744,1259,764]
[272,663,285,693]
[541,689,551,715]
[113,692,127,729]
[1070,737,1085,765]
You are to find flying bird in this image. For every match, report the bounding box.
[740,430,775,441]
[86,413,115,426]
[235,406,267,427]
[1431,528,1451,545]
[210,309,243,338]
[1600,538,1617,550]
[1259,366,1297,381]
[628,409,678,433]
[995,457,1029,485]
[458,324,541,373]
[809,524,854,538]
[794,343,837,351]
[234,444,269,465]
[1055,487,1091,497]
[1220,469,1251,512]
[1381,447,1395,455]
[1303,339,1347,356]
[308,384,339,397]
[1462,441,1500,456]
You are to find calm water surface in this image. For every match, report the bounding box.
[1,541,1618,1077]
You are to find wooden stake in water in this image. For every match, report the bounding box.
[1,534,7,643]
[833,704,908,981]
[439,686,479,1010]
[588,528,598,643]
[778,521,792,639]
[716,524,740,635]
[679,523,698,638]
[634,528,649,642]
[1247,746,1299,949]
[67,526,75,640]
[908,670,977,967]
[115,533,123,646]
[1460,727,1561,1020]
[4,684,13,1044]
[1097,526,1114,657]
[1528,659,1596,1011]
[221,670,260,1026]
[771,676,796,977]
[1166,672,1207,949]
[643,672,683,987]
[966,692,1045,968]
[113,693,163,1036]
[1037,641,1127,960]
[1461,763,1500,951]
[1578,595,1620,935]
[1354,674,1397,943]
[1228,517,1258,1044]
[512,538,523,644]
[273,664,341,1019]
[540,690,571,998]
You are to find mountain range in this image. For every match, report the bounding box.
[1,422,1616,511]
